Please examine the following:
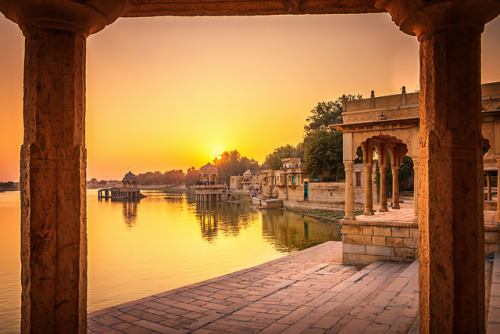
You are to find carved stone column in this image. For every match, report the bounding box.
[377,143,388,212]
[412,157,419,221]
[376,0,500,332]
[379,163,388,212]
[497,159,500,223]
[487,172,492,201]
[0,2,127,333]
[392,166,400,209]
[20,25,88,334]
[344,161,355,220]
[364,163,374,215]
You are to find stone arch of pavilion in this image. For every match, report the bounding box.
[332,89,420,220]
[1,0,499,332]
[358,134,409,216]
[335,83,500,224]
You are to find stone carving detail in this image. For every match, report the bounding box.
[25,143,84,170]
[344,107,419,124]
[482,99,500,111]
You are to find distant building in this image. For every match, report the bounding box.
[199,163,219,185]
[98,172,145,200]
[195,163,226,202]
[230,169,262,192]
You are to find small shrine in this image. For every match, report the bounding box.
[98,171,145,200]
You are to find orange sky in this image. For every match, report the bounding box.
[1,14,499,181]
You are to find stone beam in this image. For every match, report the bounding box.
[122,0,384,17]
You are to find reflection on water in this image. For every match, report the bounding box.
[195,200,257,242]
[262,209,340,253]
[122,200,139,228]
[0,190,341,333]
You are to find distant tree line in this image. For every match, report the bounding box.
[0,181,19,191]
[136,170,185,186]
[213,150,260,185]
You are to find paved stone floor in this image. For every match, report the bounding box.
[356,204,498,227]
[488,252,500,333]
[88,242,419,333]
[355,208,416,223]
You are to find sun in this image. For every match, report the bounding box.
[216,155,223,161]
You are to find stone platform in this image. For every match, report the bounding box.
[88,241,421,333]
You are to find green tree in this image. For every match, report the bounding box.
[302,95,361,179]
[263,144,304,170]
[213,150,260,185]
[304,95,361,135]
[303,129,344,180]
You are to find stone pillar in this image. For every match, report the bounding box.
[487,172,492,201]
[413,158,418,221]
[344,161,355,220]
[377,1,500,331]
[379,163,388,212]
[0,2,128,333]
[497,159,500,223]
[392,166,400,209]
[363,163,374,215]
[19,26,88,334]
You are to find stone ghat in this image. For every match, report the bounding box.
[88,241,421,333]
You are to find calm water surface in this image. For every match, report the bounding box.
[0,189,339,333]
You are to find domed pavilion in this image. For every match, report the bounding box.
[98,171,145,200]
[195,163,227,203]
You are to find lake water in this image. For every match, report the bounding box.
[0,189,340,333]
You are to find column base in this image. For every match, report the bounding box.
[379,207,388,212]
[344,213,355,220]
[392,204,400,209]
[363,209,374,215]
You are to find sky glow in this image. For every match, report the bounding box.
[0,13,499,181]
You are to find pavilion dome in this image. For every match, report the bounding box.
[243,170,252,176]
[123,171,137,182]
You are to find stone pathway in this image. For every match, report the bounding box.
[88,242,419,333]
[355,208,415,223]
[488,253,500,333]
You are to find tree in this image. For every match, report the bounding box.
[302,95,361,179]
[303,129,344,180]
[185,167,200,186]
[303,95,361,135]
[212,150,260,185]
[263,144,304,170]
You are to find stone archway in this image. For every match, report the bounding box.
[359,135,409,216]
[0,0,499,332]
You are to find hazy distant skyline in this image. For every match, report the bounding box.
[1,13,499,181]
